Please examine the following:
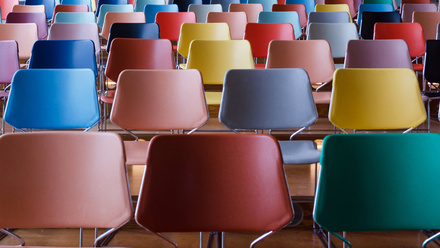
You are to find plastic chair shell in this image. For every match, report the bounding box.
[207,11,247,39]
[272,4,308,28]
[155,12,196,41]
[96,0,129,17]
[100,12,146,40]
[258,11,302,39]
[308,11,351,24]
[0,0,19,21]
[285,0,315,16]
[96,4,134,28]
[12,4,45,13]
[356,3,394,26]
[143,4,178,23]
[0,23,38,60]
[61,0,92,11]
[211,0,240,11]
[53,12,96,23]
[413,11,440,40]
[6,12,47,40]
[247,0,277,11]
[25,0,55,19]
[0,41,19,85]
[106,23,160,52]
[172,0,202,12]
[229,3,263,23]
[188,3,222,23]
[401,3,436,22]
[48,23,100,56]
[134,0,164,12]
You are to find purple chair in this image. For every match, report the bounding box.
[5,12,48,40]
[401,3,437,22]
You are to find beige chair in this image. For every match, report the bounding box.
[0,23,38,60]
[207,11,247,40]
[12,4,45,13]
[229,3,263,23]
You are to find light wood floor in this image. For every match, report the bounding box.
[1,117,440,248]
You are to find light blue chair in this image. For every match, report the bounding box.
[248,0,277,11]
[135,0,164,12]
[5,69,100,131]
[143,4,178,22]
[96,0,129,16]
[357,3,394,26]
[96,4,134,27]
[61,0,93,11]
[286,0,315,16]
[258,11,302,39]
[53,12,96,23]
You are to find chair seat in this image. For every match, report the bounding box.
[413,63,423,71]
[312,91,331,104]
[279,140,321,164]
[205,91,222,105]
[0,91,9,98]
[254,64,265,69]
[124,140,150,165]
[100,89,115,104]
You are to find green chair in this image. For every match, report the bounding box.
[314,133,440,248]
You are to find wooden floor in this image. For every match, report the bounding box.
[1,116,440,248]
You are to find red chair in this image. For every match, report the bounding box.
[272,3,308,29]
[0,0,19,21]
[155,11,196,51]
[244,23,295,69]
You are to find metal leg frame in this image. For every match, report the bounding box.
[0,228,25,246]
[422,230,440,247]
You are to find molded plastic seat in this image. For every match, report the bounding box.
[325,0,356,18]
[96,4,133,28]
[100,12,146,40]
[359,11,401,39]
[248,0,277,11]
[6,12,47,40]
[143,4,178,23]
[0,23,38,60]
[136,134,293,246]
[5,69,100,131]
[207,12,247,39]
[0,41,19,134]
[413,11,440,40]
[134,0,164,12]
[106,23,159,52]
[258,11,302,39]
[155,12,196,41]
[229,3,263,23]
[363,0,395,7]
[422,40,440,125]
[110,69,209,165]
[96,0,129,17]
[210,0,240,11]
[315,133,440,248]
[53,12,96,23]
[401,3,436,22]
[172,0,202,12]
[286,0,315,16]
[188,4,222,23]
[329,68,426,131]
[48,23,101,56]
[356,3,394,26]
[0,131,132,246]
[52,4,89,24]
[400,0,430,10]
[272,4,308,28]
[0,0,19,21]
[308,11,351,24]
[12,4,45,13]
[25,0,55,19]
[315,4,352,21]
[61,0,92,11]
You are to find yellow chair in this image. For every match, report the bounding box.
[315,4,352,22]
[329,68,426,132]
[186,40,254,105]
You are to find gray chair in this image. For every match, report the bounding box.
[210,0,240,12]
[307,11,351,25]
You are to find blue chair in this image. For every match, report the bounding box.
[286,0,315,16]
[61,0,93,12]
[28,40,98,78]
[135,0,164,12]
[5,69,100,131]
[25,0,55,19]
[143,4,178,22]
[172,0,202,12]
[258,11,302,39]
[96,0,129,16]
[357,3,394,26]
[106,23,160,52]
[248,0,277,11]
[96,3,134,27]
[53,12,96,23]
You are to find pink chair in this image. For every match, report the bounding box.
[229,3,263,23]
[0,0,19,21]
[6,12,48,40]
[0,23,38,60]
[207,12,247,40]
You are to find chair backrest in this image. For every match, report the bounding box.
[207,11,247,39]
[106,23,159,52]
[96,3,133,28]
[400,0,430,9]
[0,23,38,60]
[285,0,315,16]
[210,0,240,11]
[329,68,426,130]
[344,39,413,69]
[28,40,98,77]
[325,0,356,18]
[53,11,96,23]
[111,69,208,131]
[266,40,335,84]
[401,3,436,22]
[136,134,292,236]
[315,3,352,21]
[143,4,178,23]
[247,0,277,11]
[0,131,131,243]
[155,11,196,41]
[48,23,101,56]
[359,11,401,39]
[413,11,440,40]
[101,12,146,40]
[258,11,302,39]
[244,23,295,58]
[12,4,45,13]
[177,22,231,58]
[424,40,440,84]
[96,0,129,17]
[5,69,100,130]
[229,3,263,23]
[172,0,202,11]
[272,3,308,28]
[134,0,164,12]
[186,40,254,85]
[187,3,222,23]
[61,0,92,11]
[315,133,440,246]
[52,4,89,24]
[25,0,55,19]
[374,22,425,57]
[219,68,317,130]
[307,22,358,58]
[106,38,175,82]
[0,40,19,85]
[356,3,394,26]
[308,11,351,24]
[363,0,394,6]
[0,0,19,21]
[6,12,47,40]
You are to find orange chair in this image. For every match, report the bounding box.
[272,3,308,29]
[207,12,247,40]
[135,134,293,247]
[229,3,263,23]
[0,23,38,60]
[0,0,19,21]
[110,69,209,165]
[0,132,132,247]
[155,11,196,52]
[51,4,89,24]
[100,12,146,40]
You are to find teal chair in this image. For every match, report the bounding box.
[135,0,164,12]
[258,11,302,39]
[286,0,315,16]
[314,133,440,248]
[53,12,96,23]
[96,4,134,27]
[144,4,178,22]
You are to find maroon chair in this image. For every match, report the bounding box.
[5,12,48,39]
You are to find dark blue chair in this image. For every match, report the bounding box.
[172,0,202,12]
[144,4,178,23]
[359,11,401,39]
[106,23,160,52]
[96,0,128,17]
[25,0,55,19]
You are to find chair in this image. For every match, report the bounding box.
[155,11,196,42]
[401,3,436,22]
[143,4,178,23]
[53,12,96,23]
[422,40,440,130]
[325,0,356,18]
[61,0,92,11]
[0,131,132,247]
[258,11,302,40]
[4,69,100,131]
[356,3,394,26]
[363,0,395,6]
[272,4,308,29]
[400,0,430,10]
[329,68,426,132]
[244,23,295,68]
[100,12,146,40]
[248,0,277,11]
[0,41,19,134]
[359,11,401,39]
[51,4,89,24]
[96,0,129,17]
[229,3,263,23]
[185,40,254,105]
[315,4,352,21]
[172,0,202,11]
[413,11,440,40]
[110,69,209,165]
[5,12,47,40]
[207,12,247,39]
[134,0,164,11]
[315,133,440,248]
[0,23,38,60]
[308,11,351,24]
[187,4,222,23]
[25,0,55,19]
[48,23,101,56]
[12,4,45,13]
[286,0,315,16]
[106,23,160,52]
[0,0,19,21]
[96,3,133,28]
[135,134,293,247]
[210,0,240,11]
